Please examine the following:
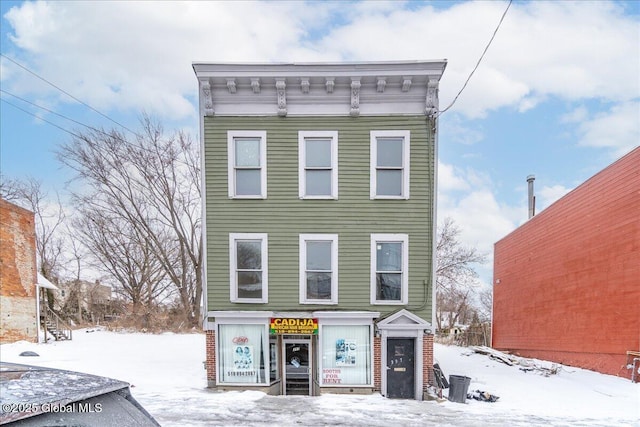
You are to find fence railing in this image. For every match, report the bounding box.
[41,304,73,341]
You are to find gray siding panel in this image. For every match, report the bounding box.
[205,116,434,319]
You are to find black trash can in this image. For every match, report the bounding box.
[447,375,471,403]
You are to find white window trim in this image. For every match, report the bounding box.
[229,233,268,303]
[298,131,338,199]
[319,323,374,387]
[299,234,339,304]
[227,131,267,199]
[370,233,409,305]
[370,130,410,200]
[215,322,271,386]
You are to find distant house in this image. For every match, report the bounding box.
[54,279,112,322]
[193,61,446,399]
[492,147,640,378]
[0,198,38,343]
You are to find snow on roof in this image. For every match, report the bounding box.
[36,273,58,290]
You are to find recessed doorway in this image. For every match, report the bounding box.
[283,338,311,395]
[386,338,415,398]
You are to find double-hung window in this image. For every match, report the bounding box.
[228,131,267,198]
[370,130,410,199]
[370,234,408,305]
[298,131,338,199]
[299,234,338,304]
[230,233,268,303]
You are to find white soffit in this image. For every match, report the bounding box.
[193,61,447,117]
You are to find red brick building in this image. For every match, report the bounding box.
[492,147,640,378]
[0,198,38,343]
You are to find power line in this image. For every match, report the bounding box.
[1,98,85,140]
[437,0,512,118]
[1,88,110,137]
[1,91,192,166]
[0,53,138,136]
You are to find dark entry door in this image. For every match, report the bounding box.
[284,340,311,395]
[386,338,415,399]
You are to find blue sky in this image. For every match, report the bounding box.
[1,0,639,284]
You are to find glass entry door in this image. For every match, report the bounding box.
[283,338,311,395]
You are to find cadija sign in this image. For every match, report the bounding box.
[232,336,249,344]
[269,318,318,335]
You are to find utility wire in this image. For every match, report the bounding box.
[0,60,190,164]
[0,53,138,136]
[436,0,512,118]
[1,90,192,166]
[1,98,85,140]
[1,89,111,138]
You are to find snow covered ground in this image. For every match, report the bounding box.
[1,329,638,426]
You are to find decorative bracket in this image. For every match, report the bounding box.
[377,77,386,93]
[350,78,361,117]
[402,76,412,92]
[300,77,310,94]
[226,78,237,94]
[425,78,439,117]
[201,80,214,116]
[325,77,335,93]
[276,78,287,117]
[251,78,261,94]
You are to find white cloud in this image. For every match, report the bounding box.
[437,162,523,283]
[575,101,640,157]
[517,94,546,113]
[537,184,572,211]
[561,106,589,124]
[3,1,337,118]
[439,187,522,284]
[441,114,485,145]
[2,1,638,120]
[313,1,639,117]
[438,161,470,192]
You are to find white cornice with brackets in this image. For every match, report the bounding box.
[193,61,447,117]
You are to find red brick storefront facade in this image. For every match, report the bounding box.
[205,330,216,383]
[493,148,640,378]
[205,327,435,395]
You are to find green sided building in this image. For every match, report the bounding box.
[193,61,446,400]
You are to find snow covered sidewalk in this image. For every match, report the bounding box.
[1,329,638,426]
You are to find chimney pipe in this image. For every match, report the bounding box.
[527,175,536,219]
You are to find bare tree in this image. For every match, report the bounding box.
[2,177,66,284]
[435,217,487,332]
[58,115,202,326]
[72,209,171,311]
[478,287,493,323]
[0,174,22,201]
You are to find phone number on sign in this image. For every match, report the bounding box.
[1,402,103,413]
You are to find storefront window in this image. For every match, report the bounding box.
[219,324,267,384]
[320,325,371,386]
[269,336,279,382]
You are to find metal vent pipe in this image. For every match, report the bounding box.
[527,175,536,219]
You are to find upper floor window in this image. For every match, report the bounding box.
[299,234,338,304]
[228,131,267,199]
[298,131,338,199]
[370,234,408,305]
[370,130,410,199]
[229,233,268,303]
